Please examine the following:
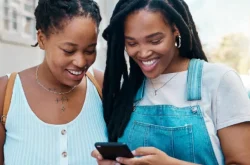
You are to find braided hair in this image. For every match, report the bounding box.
[103,0,207,142]
[32,0,102,46]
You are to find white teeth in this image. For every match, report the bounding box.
[68,70,83,75]
[142,59,156,66]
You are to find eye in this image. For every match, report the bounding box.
[127,42,137,47]
[151,39,162,45]
[85,49,96,55]
[62,49,75,55]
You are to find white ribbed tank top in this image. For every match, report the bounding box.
[4,74,108,165]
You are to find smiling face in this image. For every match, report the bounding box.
[124,10,181,79]
[38,16,98,87]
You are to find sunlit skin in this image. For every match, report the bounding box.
[0,16,101,125]
[0,15,103,164]
[37,17,98,90]
[91,8,250,165]
[124,10,189,79]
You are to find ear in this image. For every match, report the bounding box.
[37,30,46,50]
[172,24,180,37]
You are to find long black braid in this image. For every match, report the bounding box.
[103,0,207,142]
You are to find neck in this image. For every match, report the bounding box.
[37,61,74,93]
[163,55,190,74]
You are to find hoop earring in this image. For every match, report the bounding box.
[175,35,181,48]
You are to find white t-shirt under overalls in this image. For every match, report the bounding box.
[118,59,250,165]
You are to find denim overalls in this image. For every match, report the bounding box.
[118,59,219,164]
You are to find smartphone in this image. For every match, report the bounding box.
[95,142,134,160]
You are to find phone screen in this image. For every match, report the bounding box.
[95,142,134,160]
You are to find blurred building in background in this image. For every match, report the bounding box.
[0,0,249,90]
[0,0,44,76]
[187,0,250,89]
[92,0,118,71]
[0,0,118,76]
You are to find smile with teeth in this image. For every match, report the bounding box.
[141,59,158,66]
[67,70,83,76]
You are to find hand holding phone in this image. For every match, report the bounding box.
[95,142,134,161]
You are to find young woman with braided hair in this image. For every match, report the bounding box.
[0,0,108,164]
[92,0,250,164]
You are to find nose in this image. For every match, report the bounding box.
[138,45,153,58]
[72,53,87,68]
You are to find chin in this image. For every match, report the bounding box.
[143,71,160,79]
[64,80,81,88]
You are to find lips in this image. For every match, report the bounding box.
[67,70,83,76]
[66,69,86,81]
[139,58,160,72]
[141,59,158,66]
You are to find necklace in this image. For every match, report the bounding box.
[36,66,76,95]
[36,65,76,111]
[150,73,179,96]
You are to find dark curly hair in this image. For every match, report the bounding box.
[32,0,102,46]
[102,0,208,142]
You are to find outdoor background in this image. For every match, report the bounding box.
[0,0,249,90]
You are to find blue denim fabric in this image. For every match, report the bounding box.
[118,59,219,164]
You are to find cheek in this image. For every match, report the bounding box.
[125,46,137,58]
[86,54,97,65]
[155,41,175,57]
[45,49,66,68]
[45,45,60,58]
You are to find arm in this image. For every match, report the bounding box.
[116,147,200,165]
[92,148,199,165]
[218,123,250,165]
[113,71,250,165]
[215,71,250,164]
[0,76,8,165]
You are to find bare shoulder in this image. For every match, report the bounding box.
[18,67,36,81]
[0,76,8,116]
[0,67,35,115]
[0,76,7,162]
[93,68,104,89]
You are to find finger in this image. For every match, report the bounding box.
[97,160,120,165]
[133,147,158,156]
[116,157,139,165]
[91,150,103,160]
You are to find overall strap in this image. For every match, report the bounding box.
[134,79,146,103]
[1,72,17,126]
[186,59,204,101]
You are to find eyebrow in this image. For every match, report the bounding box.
[88,43,97,48]
[145,32,164,39]
[62,42,97,48]
[62,42,78,47]
[125,32,164,40]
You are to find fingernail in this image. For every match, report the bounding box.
[115,163,121,165]
[132,150,136,155]
[97,155,102,160]
[116,157,120,161]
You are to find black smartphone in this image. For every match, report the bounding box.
[95,142,134,160]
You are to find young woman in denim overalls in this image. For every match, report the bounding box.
[92,0,250,164]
